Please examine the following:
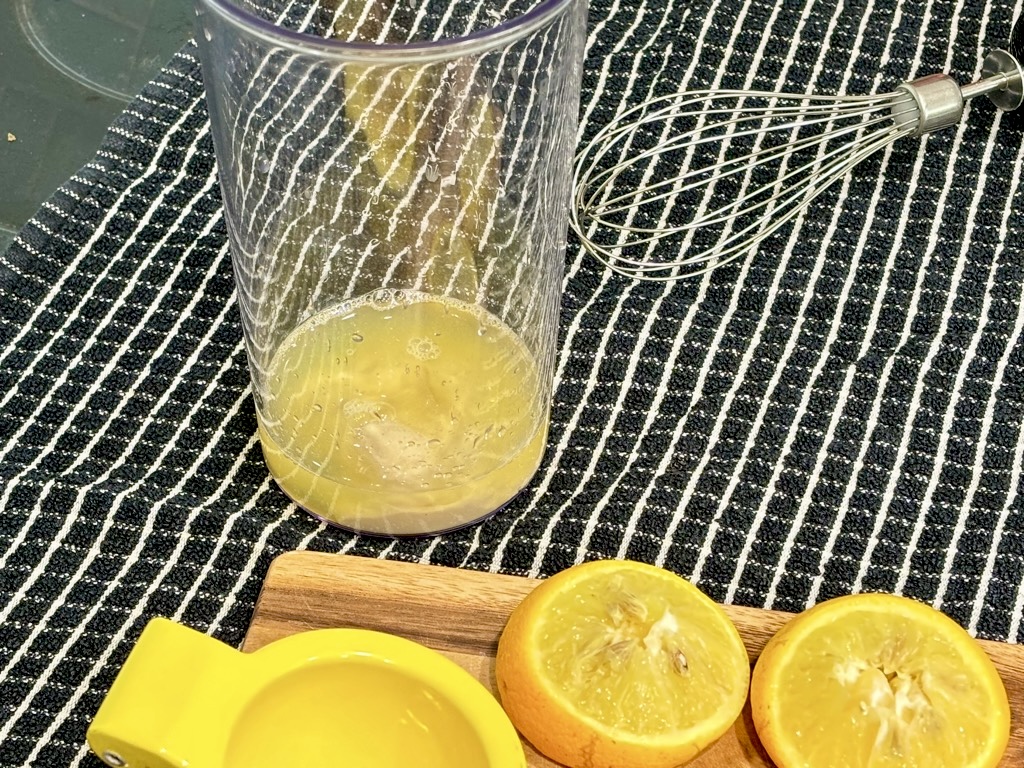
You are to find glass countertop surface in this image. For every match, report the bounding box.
[0,0,194,255]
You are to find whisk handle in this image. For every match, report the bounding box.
[1011,13,1024,64]
[970,13,1024,112]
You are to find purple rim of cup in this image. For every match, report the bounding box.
[197,0,577,61]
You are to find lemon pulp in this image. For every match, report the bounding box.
[257,290,546,535]
[752,594,1010,768]
[537,568,747,735]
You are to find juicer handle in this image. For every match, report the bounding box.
[87,618,246,768]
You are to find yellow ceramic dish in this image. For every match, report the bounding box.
[87,618,526,768]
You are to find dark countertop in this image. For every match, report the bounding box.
[0,1,192,254]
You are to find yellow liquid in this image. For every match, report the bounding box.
[256,290,548,535]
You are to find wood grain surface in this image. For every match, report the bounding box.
[244,551,1024,767]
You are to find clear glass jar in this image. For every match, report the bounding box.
[194,0,587,535]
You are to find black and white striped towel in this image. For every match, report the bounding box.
[1,0,1023,765]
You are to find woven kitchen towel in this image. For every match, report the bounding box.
[1,0,1023,765]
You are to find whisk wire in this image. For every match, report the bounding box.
[570,85,935,279]
[587,105,905,220]
[575,123,905,281]
[571,93,925,280]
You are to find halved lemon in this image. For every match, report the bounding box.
[751,592,1010,768]
[495,559,750,768]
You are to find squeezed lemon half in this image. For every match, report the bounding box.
[495,559,750,768]
[751,592,1010,768]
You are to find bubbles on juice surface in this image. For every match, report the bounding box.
[407,336,440,360]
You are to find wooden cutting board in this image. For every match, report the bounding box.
[244,551,1024,767]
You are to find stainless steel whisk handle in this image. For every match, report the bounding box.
[1012,10,1024,66]
[896,14,1024,136]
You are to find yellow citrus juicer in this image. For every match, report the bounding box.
[86,617,527,768]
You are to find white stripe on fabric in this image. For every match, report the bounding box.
[693,0,878,593]
[0,99,210,434]
[849,8,993,595]
[998,425,1024,640]
[0,231,230,590]
[805,0,963,606]
[719,0,907,603]
[486,0,668,573]
[939,138,1024,617]
[0,333,249,748]
[656,0,850,572]
[893,111,1006,597]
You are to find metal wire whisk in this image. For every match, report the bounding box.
[570,19,1024,281]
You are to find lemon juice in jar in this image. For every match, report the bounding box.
[256,289,548,535]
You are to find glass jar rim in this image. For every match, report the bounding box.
[197,0,578,62]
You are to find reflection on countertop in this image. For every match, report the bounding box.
[0,0,193,256]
